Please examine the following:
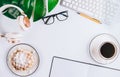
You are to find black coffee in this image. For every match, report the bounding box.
[100,43,115,58]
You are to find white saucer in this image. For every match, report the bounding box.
[90,34,120,64]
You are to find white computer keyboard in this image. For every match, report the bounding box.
[60,0,120,24]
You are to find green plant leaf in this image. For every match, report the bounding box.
[4,7,21,19]
[48,0,59,12]
[0,0,12,7]
[33,0,46,22]
[0,0,3,6]
[11,0,20,5]
[3,0,34,19]
[1,0,58,22]
[20,0,34,18]
[1,0,12,5]
[3,0,21,19]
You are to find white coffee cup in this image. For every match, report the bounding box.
[90,34,120,64]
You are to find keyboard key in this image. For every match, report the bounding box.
[73,5,77,10]
[63,0,72,3]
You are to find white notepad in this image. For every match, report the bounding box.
[49,57,120,77]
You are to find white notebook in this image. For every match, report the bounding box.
[49,57,120,77]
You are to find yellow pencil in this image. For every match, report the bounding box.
[78,13,101,24]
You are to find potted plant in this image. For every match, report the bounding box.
[0,0,59,22]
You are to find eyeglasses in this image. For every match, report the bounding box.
[42,10,68,25]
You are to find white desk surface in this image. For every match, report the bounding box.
[1,3,120,77]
